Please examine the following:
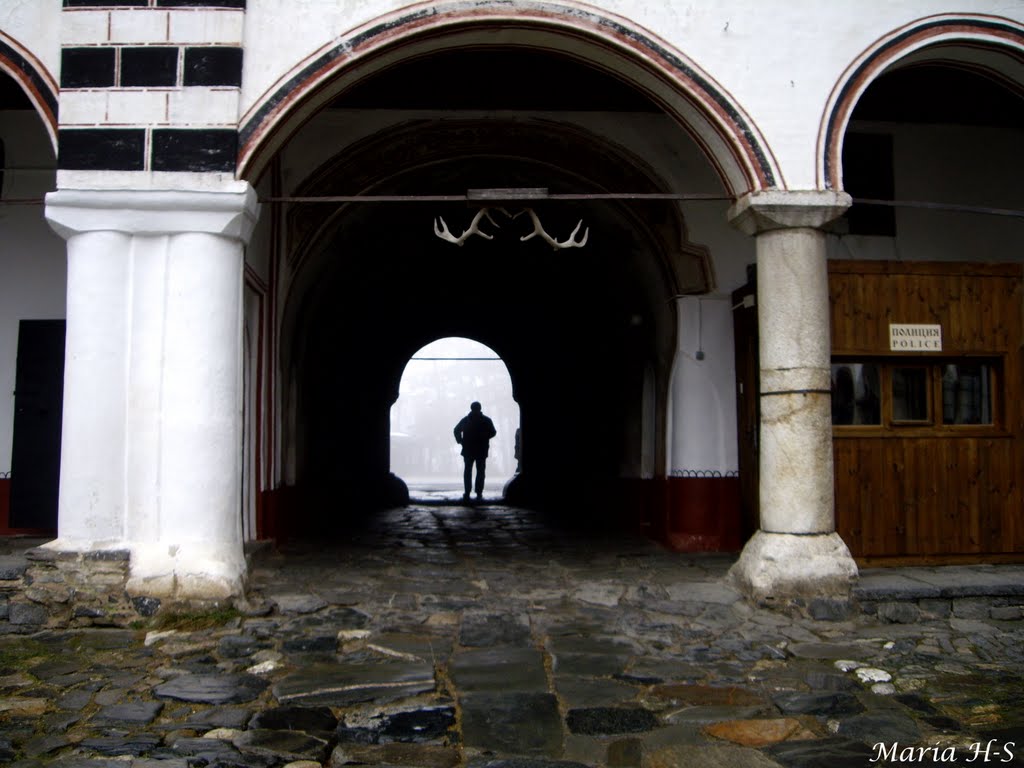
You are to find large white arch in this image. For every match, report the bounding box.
[818,13,1024,190]
[238,0,780,194]
[0,30,57,148]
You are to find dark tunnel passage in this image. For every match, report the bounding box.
[279,122,712,537]
[295,205,662,528]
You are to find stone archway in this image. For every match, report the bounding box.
[819,14,1024,190]
[236,3,779,543]
[0,30,58,147]
[238,1,778,193]
[271,109,718,533]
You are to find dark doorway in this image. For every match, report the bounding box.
[9,319,65,531]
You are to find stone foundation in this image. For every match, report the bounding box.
[0,547,135,632]
[0,543,259,632]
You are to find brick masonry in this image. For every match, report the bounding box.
[152,127,237,171]
[58,127,146,170]
[58,1,244,173]
[60,45,243,90]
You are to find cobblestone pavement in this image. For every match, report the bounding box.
[0,503,1022,767]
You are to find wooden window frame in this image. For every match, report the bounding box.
[940,361,997,428]
[890,364,933,426]
[831,356,1002,437]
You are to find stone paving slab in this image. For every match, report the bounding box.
[273,659,437,706]
[0,506,1021,766]
[857,565,1024,599]
[853,571,945,600]
[903,566,1024,597]
[450,647,549,692]
[461,692,564,756]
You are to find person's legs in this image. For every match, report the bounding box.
[463,457,472,499]
[475,457,487,497]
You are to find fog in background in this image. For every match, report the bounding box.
[390,337,520,491]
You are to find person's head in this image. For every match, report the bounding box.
[470,401,482,412]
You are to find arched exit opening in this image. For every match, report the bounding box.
[391,337,519,502]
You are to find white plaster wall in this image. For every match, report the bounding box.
[891,123,1022,262]
[0,0,61,83]
[681,199,756,293]
[667,296,739,475]
[829,123,1024,264]
[245,176,273,283]
[241,0,1024,191]
[0,111,64,475]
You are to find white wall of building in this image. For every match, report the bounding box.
[0,111,64,475]
[668,296,739,475]
[830,123,1024,265]
[0,2,1014,491]
[241,0,1023,192]
[0,1,61,83]
[892,123,1022,262]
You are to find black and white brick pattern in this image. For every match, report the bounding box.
[58,1,244,173]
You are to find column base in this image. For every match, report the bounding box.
[728,531,859,607]
[126,542,246,602]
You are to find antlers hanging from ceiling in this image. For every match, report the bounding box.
[433,208,501,246]
[516,208,589,249]
[433,207,589,250]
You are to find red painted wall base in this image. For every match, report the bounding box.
[259,486,299,542]
[618,476,744,552]
[0,478,56,537]
[664,476,743,552]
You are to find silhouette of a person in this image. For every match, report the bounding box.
[453,401,497,501]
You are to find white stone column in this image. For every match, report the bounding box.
[727,190,859,603]
[45,186,260,601]
[55,230,133,546]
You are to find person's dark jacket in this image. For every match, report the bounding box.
[454,412,497,459]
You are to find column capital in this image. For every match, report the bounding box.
[728,189,851,235]
[45,185,260,244]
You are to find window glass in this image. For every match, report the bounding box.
[831,363,881,425]
[892,367,930,422]
[942,364,992,425]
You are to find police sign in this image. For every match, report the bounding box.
[889,323,942,351]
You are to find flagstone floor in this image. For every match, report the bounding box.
[0,503,1022,766]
